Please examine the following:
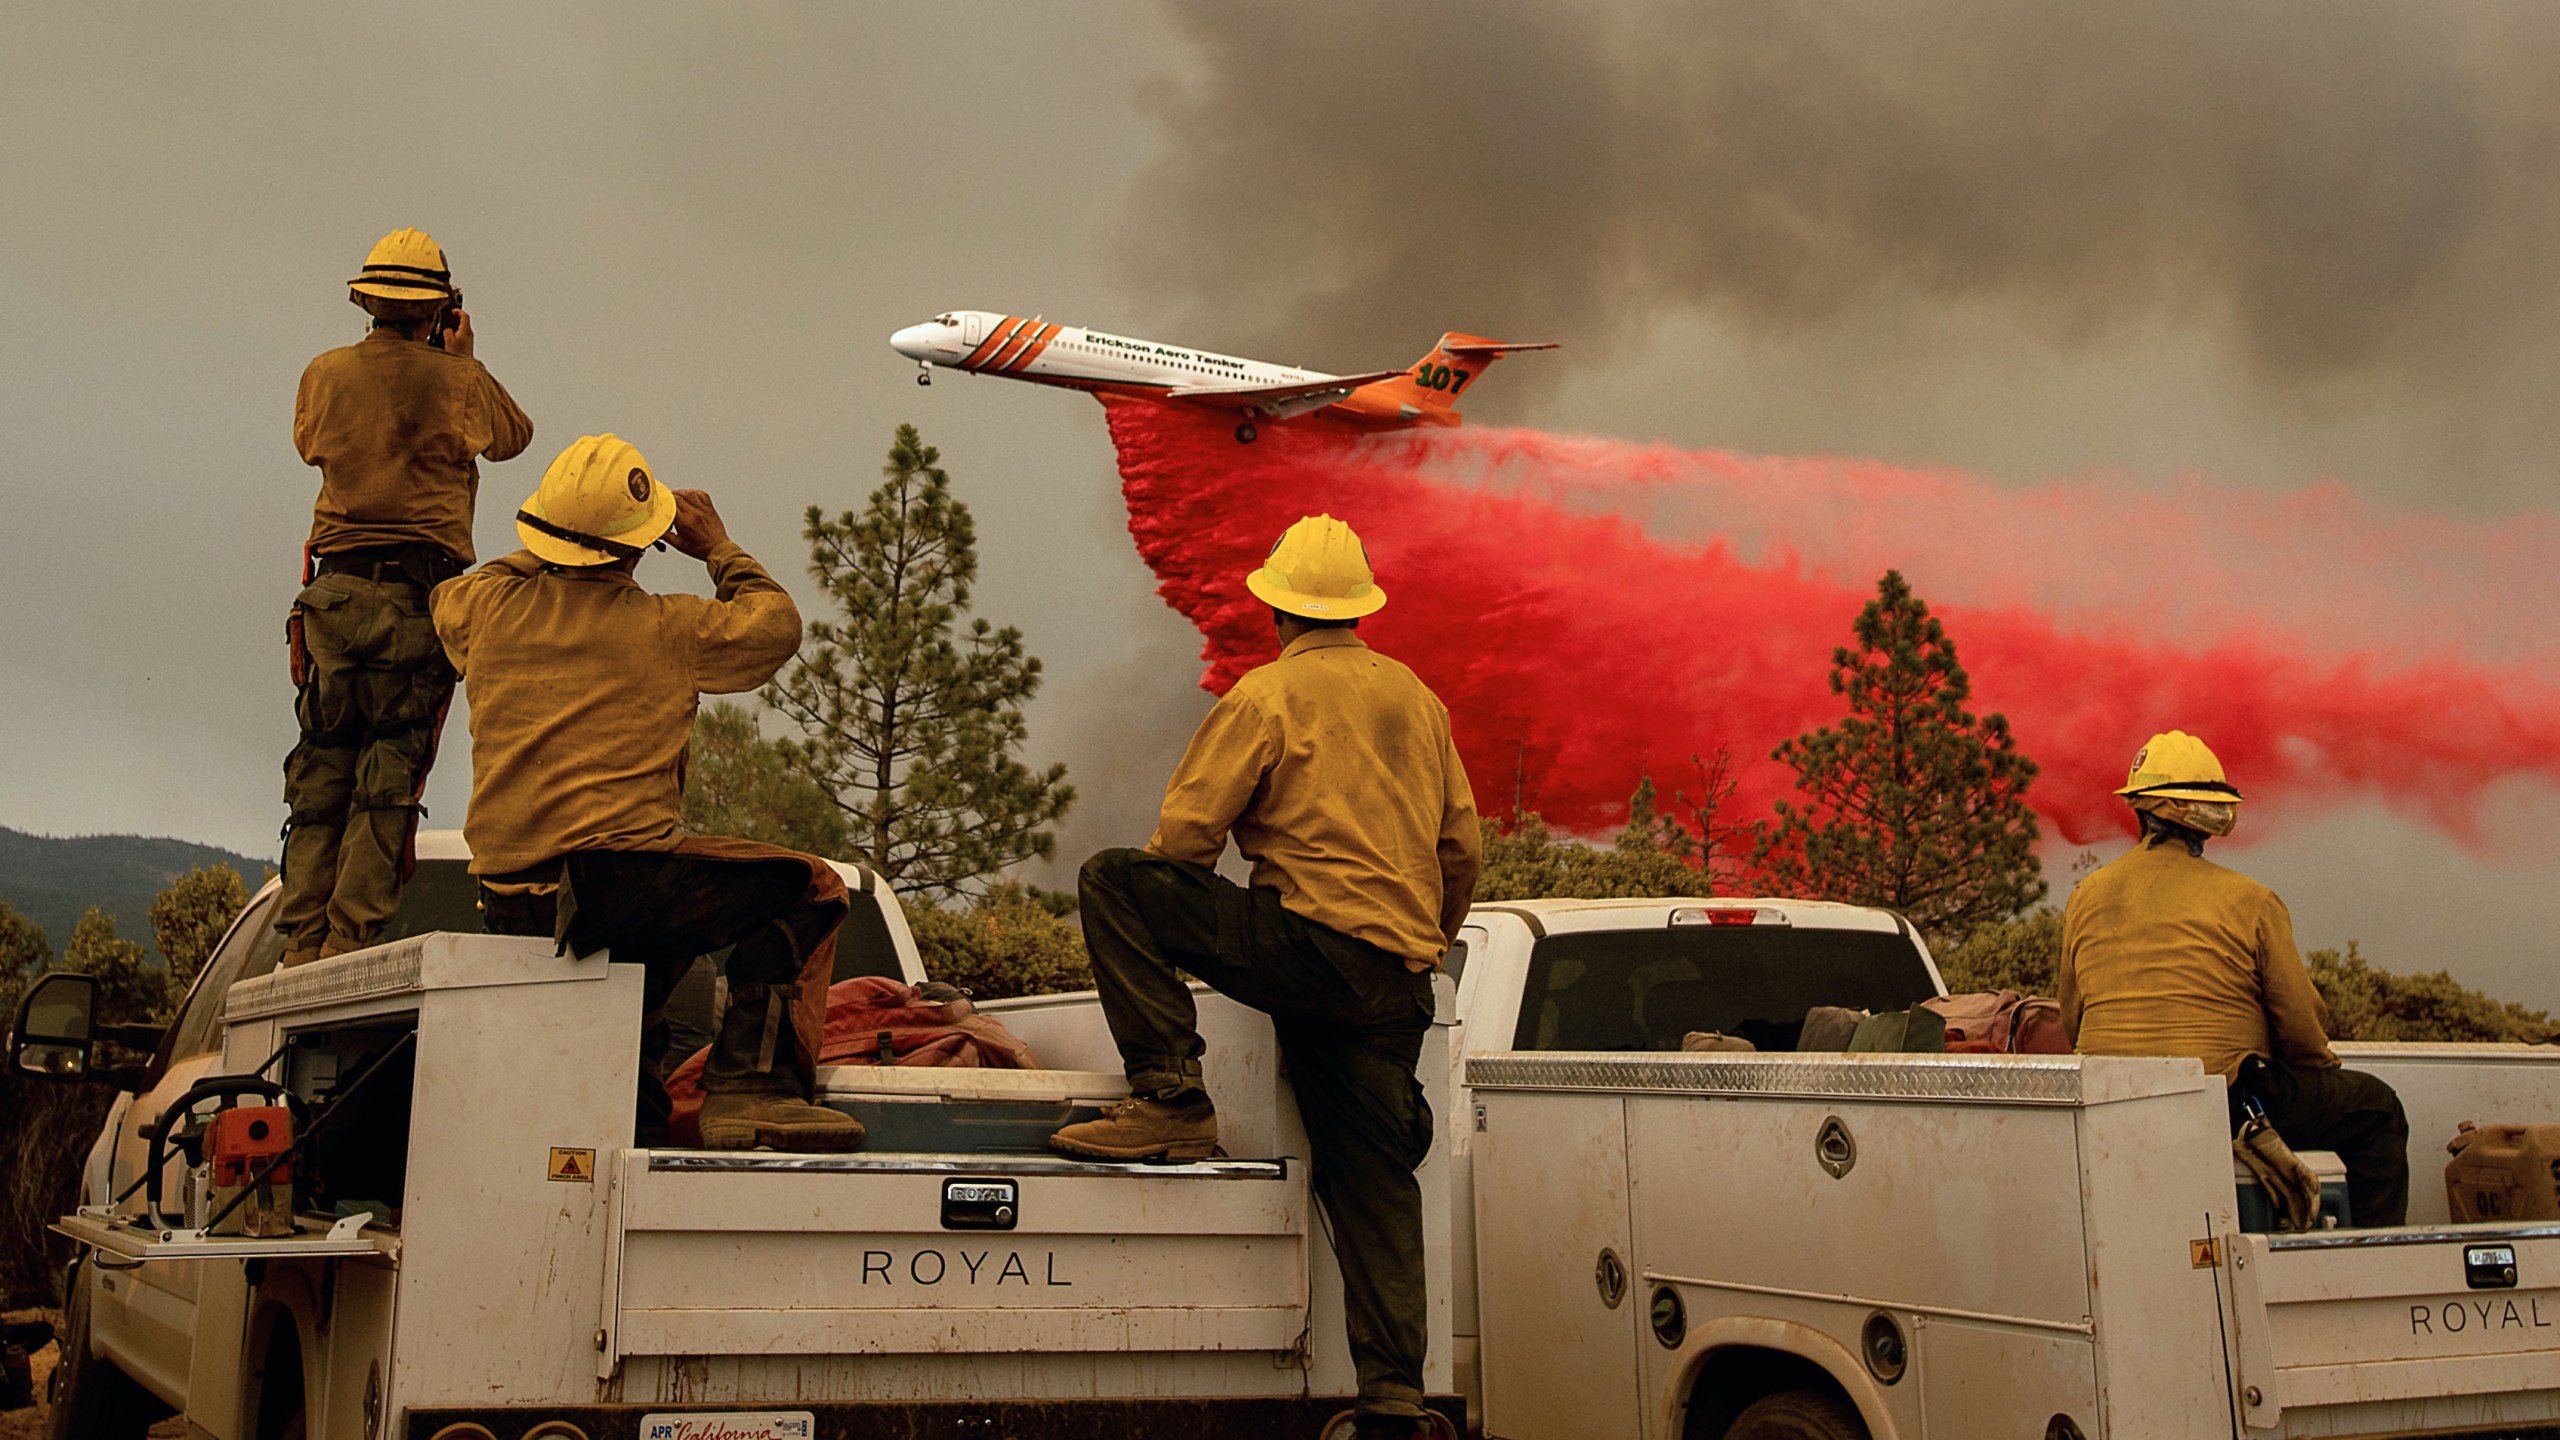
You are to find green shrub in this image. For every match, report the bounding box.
[910,882,1093,999]
[2306,943,2555,1044]
[1935,908,2062,995]
[1476,813,1712,902]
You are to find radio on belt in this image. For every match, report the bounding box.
[941,1177,1018,1231]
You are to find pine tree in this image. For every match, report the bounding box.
[148,864,249,990]
[1752,570,2045,941]
[684,700,856,859]
[63,905,167,1023]
[765,425,1074,899]
[0,901,47,996]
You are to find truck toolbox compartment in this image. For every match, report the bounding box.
[604,1150,1309,1359]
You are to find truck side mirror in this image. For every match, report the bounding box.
[11,972,100,1080]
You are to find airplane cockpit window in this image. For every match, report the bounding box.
[934,313,957,325]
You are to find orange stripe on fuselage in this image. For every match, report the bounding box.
[986,318,1047,372]
[960,316,1025,370]
[1003,322,1062,372]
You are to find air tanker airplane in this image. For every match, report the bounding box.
[889,310,1556,443]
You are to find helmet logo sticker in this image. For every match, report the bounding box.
[2131,746,2149,770]
[627,468,652,502]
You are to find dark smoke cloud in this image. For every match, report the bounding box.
[1127,2,2560,405]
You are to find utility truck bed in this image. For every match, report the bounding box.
[1468,1043,2560,1439]
[36,857,1459,1438]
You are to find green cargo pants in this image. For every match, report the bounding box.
[279,569,454,957]
[2233,1055,2411,1227]
[1079,846,1437,1420]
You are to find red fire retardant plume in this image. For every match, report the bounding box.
[1103,398,2560,848]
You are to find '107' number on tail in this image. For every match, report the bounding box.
[1415,364,1472,393]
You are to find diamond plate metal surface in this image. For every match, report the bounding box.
[1465,1052,2090,1104]
[224,943,426,1021]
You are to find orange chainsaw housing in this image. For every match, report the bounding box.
[206,1106,293,1187]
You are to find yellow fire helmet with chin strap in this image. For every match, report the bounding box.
[515,434,678,567]
[2117,729,2244,837]
[347,227,455,302]
[1245,513,1387,620]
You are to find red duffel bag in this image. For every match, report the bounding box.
[1921,990,2073,1055]
[666,976,1043,1145]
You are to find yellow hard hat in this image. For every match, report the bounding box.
[2117,730,2243,803]
[348,227,454,302]
[515,435,677,566]
[1245,514,1387,620]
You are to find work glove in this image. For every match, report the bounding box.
[2235,1114,2324,1232]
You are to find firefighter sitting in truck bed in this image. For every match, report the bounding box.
[430,434,861,1154]
[2061,729,2410,1226]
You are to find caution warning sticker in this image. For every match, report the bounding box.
[548,1147,597,1183]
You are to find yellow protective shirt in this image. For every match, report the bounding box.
[2060,839,2338,1081]
[1148,629,1482,969]
[294,328,534,563]
[431,543,800,875]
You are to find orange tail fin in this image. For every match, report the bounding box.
[1368,332,1560,415]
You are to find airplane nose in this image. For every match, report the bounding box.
[889,323,935,360]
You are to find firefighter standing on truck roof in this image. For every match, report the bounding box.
[281,228,532,968]
[2061,730,2410,1226]
[431,435,861,1154]
[1050,514,1481,1438]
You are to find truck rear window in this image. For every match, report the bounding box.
[1513,926,1940,1052]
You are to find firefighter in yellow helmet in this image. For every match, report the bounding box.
[280,228,533,967]
[2061,731,2408,1225]
[430,436,860,1152]
[1050,514,1481,1436]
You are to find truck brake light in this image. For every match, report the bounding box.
[1667,906,1790,927]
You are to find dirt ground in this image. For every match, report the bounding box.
[0,1308,186,1440]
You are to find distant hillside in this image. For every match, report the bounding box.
[0,826,270,966]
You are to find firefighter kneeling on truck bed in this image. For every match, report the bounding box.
[2061,729,2410,1227]
[430,434,861,1154]
[1050,514,1483,1439]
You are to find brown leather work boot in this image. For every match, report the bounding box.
[278,945,323,970]
[698,1094,865,1153]
[1049,1094,1218,1161]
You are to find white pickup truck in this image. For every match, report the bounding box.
[15,832,1460,1439]
[18,862,2560,1440]
[1452,898,2560,1440]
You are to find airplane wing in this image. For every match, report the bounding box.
[1162,370,1408,410]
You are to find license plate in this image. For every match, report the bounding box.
[640,1412,814,1440]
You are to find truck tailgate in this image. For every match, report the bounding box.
[600,1149,1307,1365]
[2235,1223,2560,1433]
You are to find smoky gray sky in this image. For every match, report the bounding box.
[6,4,2559,1007]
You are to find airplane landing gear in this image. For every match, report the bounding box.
[1234,423,1258,444]
[916,362,934,387]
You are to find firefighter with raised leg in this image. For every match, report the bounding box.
[2061,729,2409,1226]
[281,228,533,967]
[1051,514,1481,1438]
[431,435,862,1153]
